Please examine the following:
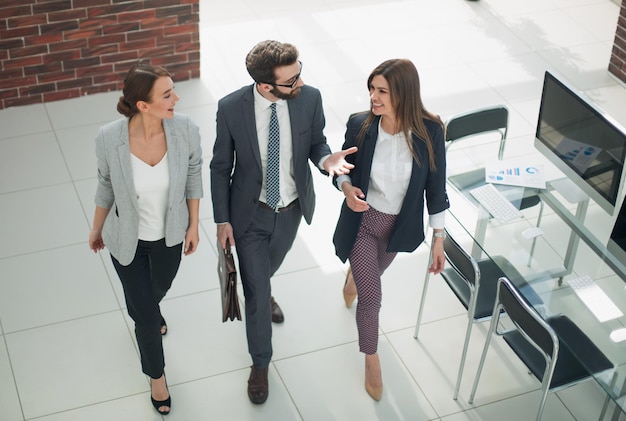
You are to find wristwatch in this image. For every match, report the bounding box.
[433,231,446,239]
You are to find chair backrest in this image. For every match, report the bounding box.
[497,277,557,360]
[443,229,480,289]
[445,105,509,160]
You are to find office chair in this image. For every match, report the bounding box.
[445,105,544,261]
[414,229,543,400]
[445,105,509,191]
[469,277,614,421]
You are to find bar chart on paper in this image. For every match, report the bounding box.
[486,158,546,189]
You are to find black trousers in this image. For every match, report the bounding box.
[111,239,182,379]
[236,201,302,368]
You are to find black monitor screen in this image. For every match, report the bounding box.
[610,198,626,256]
[608,198,626,274]
[535,71,626,214]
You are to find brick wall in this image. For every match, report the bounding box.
[610,0,626,83]
[0,0,199,110]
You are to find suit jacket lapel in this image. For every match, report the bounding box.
[406,134,421,196]
[164,118,181,208]
[117,119,140,213]
[359,117,379,193]
[288,97,301,163]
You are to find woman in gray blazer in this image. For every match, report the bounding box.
[88,64,203,415]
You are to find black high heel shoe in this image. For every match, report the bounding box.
[150,375,171,415]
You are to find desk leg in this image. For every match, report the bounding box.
[558,199,588,286]
[611,374,626,420]
[471,208,489,260]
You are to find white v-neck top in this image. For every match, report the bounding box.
[131,152,170,241]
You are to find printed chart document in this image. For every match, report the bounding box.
[485,158,546,189]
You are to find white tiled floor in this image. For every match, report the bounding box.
[1,0,626,420]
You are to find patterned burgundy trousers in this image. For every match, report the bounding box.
[349,207,398,355]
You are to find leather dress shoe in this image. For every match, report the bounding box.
[270,296,284,323]
[247,366,269,404]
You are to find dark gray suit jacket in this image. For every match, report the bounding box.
[210,84,331,238]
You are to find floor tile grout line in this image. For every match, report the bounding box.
[0,179,83,197]
[271,360,306,421]
[0,241,95,262]
[44,102,96,241]
[0,319,27,420]
[1,308,127,337]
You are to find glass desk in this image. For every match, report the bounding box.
[445,183,626,417]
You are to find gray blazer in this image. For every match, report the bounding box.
[94,113,203,265]
[210,84,331,238]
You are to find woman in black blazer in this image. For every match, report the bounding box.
[333,59,449,401]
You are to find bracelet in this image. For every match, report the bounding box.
[433,231,446,239]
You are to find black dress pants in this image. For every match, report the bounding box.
[111,238,182,379]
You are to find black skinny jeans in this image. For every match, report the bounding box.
[111,239,182,379]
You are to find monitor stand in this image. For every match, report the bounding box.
[542,177,590,286]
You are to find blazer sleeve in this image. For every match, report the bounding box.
[424,121,450,215]
[94,125,115,209]
[184,115,204,200]
[305,87,332,171]
[332,112,366,190]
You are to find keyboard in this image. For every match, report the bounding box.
[567,275,623,322]
[469,183,523,223]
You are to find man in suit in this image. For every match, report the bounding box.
[210,40,356,404]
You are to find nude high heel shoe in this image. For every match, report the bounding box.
[365,353,383,401]
[343,267,357,308]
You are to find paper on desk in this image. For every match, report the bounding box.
[485,158,546,189]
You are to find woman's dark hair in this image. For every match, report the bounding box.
[117,63,172,118]
[357,59,443,170]
[245,40,299,84]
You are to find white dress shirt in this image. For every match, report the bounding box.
[367,122,413,215]
[253,86,298,207]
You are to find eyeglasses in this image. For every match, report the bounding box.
[265,61,303,89]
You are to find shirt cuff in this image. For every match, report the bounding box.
[318,154,330,170]
[429,210,445,230]
[336,175,352,190]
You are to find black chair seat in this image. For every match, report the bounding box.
[441,255,543,320]
[449,168,485,191]
[511,193,541,210]
[503,315,613,389]
[470,278,615,419]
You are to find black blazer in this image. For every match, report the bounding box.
[210,84,331,238]
[333,113,449,263]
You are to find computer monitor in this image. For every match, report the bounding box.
[534,71,626,215]
[608,197,626,264]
